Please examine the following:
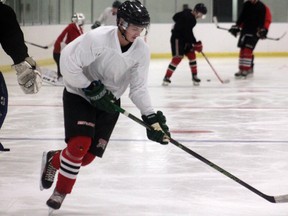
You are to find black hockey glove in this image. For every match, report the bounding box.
[228,25,240,37]
[83,80,116,113]
[91,21,101,29]
[257,28,268,39]
[142,111,170,145]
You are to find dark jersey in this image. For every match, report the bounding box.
[171,9,197,44]
[236,1,272,34]
[0,3,29,64]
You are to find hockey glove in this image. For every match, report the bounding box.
[193,41,203,52]
[257,28,268,39]
[142,111,170,145]
[83,80,116,113]
[13,57,42,94]
[228,25,240,37]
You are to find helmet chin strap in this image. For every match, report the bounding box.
[118,24,132,43]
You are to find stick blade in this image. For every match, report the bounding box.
[274,194,288,203]
[222,79,230,84]
[212,16,218,24]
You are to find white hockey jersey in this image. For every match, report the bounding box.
[97,7,117,26]
[60,26,154,116]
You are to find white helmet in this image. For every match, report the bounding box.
[71,12,85,26]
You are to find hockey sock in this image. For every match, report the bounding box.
[186,52,197,74]
[56,136,91,194]
[239,48,253,71]
[82,152,96,166]
[51,151,61,169]
[165,56,182,78]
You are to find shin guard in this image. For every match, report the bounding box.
[186,52,197,74]
[239,48,253,71]
[165,56,183,78]
[82,152,96,166]
[56,136,91,194]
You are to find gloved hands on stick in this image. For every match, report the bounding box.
[142,111,170,145]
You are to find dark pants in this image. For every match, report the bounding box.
[170,35,186,56]
[63,88,120,157]
[0,72,8,129]
[53,52,61,77]
[238,33,259,50]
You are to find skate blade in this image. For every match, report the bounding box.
[162,81,170,86]
[40,151,48,191]
[193,82,200,86]
[234,76,242,80]
[240,74,253,79]
[48,207,55,216]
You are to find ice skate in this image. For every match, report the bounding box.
[241,69,254,79]
[162,77,171,86]
[234,71,243,79]
[48,207,55,216]
[40,150,59,190]
[192,74,201,86]
[46,189,67,210]
[235,69,253,79]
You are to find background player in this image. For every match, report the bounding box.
[53,12,85,80]
[91,1,122,29]
[162,3,207,86]
[228,0,272,79]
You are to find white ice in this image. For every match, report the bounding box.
[1,57,288,216]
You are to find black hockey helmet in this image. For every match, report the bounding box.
[112,1,122,8]
[117,0,150,27]
[194,3,207,15]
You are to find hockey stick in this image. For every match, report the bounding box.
[112,104,288,203]
[266,32,287,41]
[24,41,50,49]
[200,51,230,84]
[212,16,287,41]
[212,16,229,31]
[0,142,10,152]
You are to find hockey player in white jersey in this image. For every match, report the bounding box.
[91,0,122,29]
[40,0,170,211]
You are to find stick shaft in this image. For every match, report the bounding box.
[113,104,288,203]
[213,17,286,41]
[24,41,49,49]
[201,51,225,83]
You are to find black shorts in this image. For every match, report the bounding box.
[170,35,186,56]
[238,33,259,50]
[63,88,120,157]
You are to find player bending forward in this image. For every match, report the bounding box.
[40,0,170,211]
[162,3,207,86]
